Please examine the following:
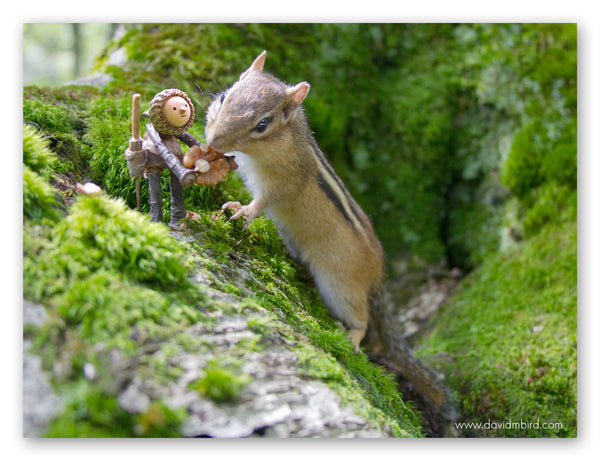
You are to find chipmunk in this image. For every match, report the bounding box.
[205,51,456,421]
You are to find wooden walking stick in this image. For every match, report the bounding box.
[124,93,145,211]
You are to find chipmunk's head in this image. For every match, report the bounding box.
[205,51,310,156]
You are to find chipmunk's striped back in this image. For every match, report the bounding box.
[310,138,374,244]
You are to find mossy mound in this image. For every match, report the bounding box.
[416,222,577,437]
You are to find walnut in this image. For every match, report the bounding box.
[183,144,238,186]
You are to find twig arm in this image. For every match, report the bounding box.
[176,131,202,147]
[145,122,196,187]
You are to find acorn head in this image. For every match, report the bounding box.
[148,89,195,135]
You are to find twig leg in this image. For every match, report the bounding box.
[169,170,186,229]
[148,171,163,223]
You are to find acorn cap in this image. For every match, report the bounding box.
[148,88,195,136]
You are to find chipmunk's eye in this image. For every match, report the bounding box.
[253,116,273,133]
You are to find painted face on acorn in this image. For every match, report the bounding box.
[163,96,191,127]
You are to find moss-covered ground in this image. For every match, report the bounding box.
[416,222,577,437]
[22,89,422,437]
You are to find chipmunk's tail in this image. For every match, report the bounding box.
[368,289,459,423]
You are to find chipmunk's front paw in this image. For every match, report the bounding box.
[222,201,245,220]
[222,201,258,230]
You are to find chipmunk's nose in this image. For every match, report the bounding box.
[205,131,225,153]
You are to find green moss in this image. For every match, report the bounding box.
[502,122,549,200]
[502,117,576,241]
[54,270,166,342]
[541,121,577,190]
[416,222,577,437]
[189,361,252,403]
[52,195,190,288]
[23,124,64,222]
[295,342,421,438]
[23,86,99,179]
[45,381,185,437]
[23,190,207,436]
[104,24,319,100]
[24,97,82,136]
[135,401,188,437]
[522,182,576,238]
[45,383,137,437]
[24,194,210,349]
[23,165,62,222]
[84,95,145,207]
[23,123,57,175]
[246,315,282,342]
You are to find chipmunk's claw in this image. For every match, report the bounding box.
[222,201,243,219]
[222,201,253,230]
[221,201,242,211]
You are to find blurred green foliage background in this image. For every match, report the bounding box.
[24,23,577,273]
[23,24,116,86]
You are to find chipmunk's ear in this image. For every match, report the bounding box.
[240,50,267,80]
[283,82,310,122]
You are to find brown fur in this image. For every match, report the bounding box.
[205,51,383,349]
[204,52,456,420]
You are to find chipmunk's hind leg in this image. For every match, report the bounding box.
[348,327,367,353]
[313,272,369,353]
